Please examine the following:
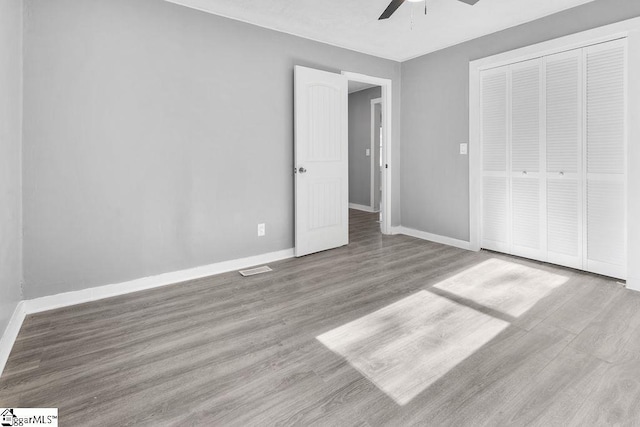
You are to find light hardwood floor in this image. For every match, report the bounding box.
[2,210,640,426]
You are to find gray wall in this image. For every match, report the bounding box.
[348,87,381,207]
[400,0,640,242]
[0,0,23,331]
[22,0,401,298]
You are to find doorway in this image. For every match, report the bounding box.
[344,71,392,235]
[347,82,383,234]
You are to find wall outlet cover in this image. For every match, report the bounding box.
[258,223,266,237]
[460,143,468,155]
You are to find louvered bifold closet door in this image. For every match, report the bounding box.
[510,58,545,260]
[584,39,627,279]
[481,67,509,252]
[545,49,583,270]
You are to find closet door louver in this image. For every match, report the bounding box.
[481,68,509,252]
[510,59,545,259]
[584,40,627,278]
[545,49,583,269]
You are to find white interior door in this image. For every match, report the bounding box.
[584,39,627,278]
[510,58,545,260]
[545,48,583,270]
[294,66,348,257]
[480,66,510,253]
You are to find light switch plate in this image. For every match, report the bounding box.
[460,143,468,155]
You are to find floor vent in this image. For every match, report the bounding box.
[239,266,273,277]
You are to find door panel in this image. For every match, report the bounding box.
[512,177,540,251]
[481,67,509,252]
[545,49,583,268]
[546,51,582,174]
[511,62,541,174]
[585,43,626,175]
[481,70,508,173]
[295,66,348,257]
[547,178,582,268]
[510,59,545,259]
[482,176,509,252]
[587,179,626,269]
[584,40,626,278]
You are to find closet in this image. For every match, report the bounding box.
[480,38,627,279]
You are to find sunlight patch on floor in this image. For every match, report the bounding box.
[317,258,571,405]
[316,290,509,405]
[433,258,569,317]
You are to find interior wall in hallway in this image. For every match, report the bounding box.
[348,86,381,208]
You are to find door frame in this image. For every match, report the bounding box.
[468,17,640,290]
[343,72,392,235]
[370,97,383,213]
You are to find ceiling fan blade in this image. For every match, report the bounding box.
[457,0,481,4]
[379,0,406,20]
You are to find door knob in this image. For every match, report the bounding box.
[299,167,307,174]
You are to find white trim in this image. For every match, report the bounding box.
[24,249,294,314]
[469,61,482,252]
[342,71,393,235]
[0,301,27,377]
[349,203,378,213]
[370,97,382,213]
[391,226,472,251]
[627,30,640,292]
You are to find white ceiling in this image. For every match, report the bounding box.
[165,0,597,62]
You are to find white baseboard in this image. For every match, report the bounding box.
[0,248,295,376]
[25,248,295,314]
[349,203,378,213]
[0,301,27,377]
[627,276,640,292]
[391,226,472,251]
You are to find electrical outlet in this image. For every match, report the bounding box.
[257,223,266,237]
[460,143,468,155]
[366,149,371,157]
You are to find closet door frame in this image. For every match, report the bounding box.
[469,17,640,286]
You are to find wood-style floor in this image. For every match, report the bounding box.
[2,210,640,426]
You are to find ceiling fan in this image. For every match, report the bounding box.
[379,0,480,20]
